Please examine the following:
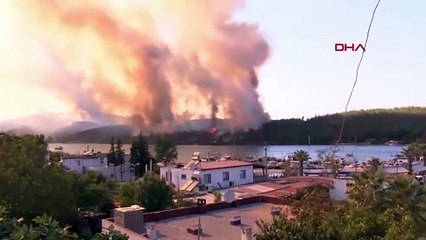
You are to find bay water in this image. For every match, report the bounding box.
[49,143,405,163]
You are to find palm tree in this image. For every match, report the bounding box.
[384,176,426,232]
[347,165,386,209]
[294,150,310,177]
[368,157,382,171]
[402,145,418,175]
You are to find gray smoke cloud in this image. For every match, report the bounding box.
[3,0,271,133]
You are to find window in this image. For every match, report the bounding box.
[181,174,187,180]
[100,159,104,165]
[203,174,211,184]
[240,170,246,179]
[223,171,230,181]
[77,160,81,166]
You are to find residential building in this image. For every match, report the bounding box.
[160,160,254,192]
[60,151,136,181]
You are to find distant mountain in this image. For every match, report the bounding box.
[0,112,78,135]
[54,121,102,136]
[53,124,133,143]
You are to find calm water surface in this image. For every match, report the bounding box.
[49,143,406,162]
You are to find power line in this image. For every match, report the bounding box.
[335,0,382,145]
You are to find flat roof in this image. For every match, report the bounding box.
[153,202,275,240]
[62,154,107,160]
[115,205,145,213]
[196,160,253,171]
[62,153,130,160]
[234,177,333,198]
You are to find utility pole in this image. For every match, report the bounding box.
[264,148,268,179]
[198,217,201,240]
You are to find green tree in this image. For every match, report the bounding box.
[368,157,382,171]
[293,150,310,176]
[0,135,78,224]
[256,216,303,240]
[92,225,129,240]
[107,138,118,180]
[173,193,196,208]
[117,173,174,212]
[50,151,62,164]
[384,176,426,233]
[154,136,178,165]
[317,148,340,177]
[138,173,174,212]
[402,148,414,175]
[72,171,117,213]
[347,165,386,210]
[117,182,140,207]
[10,214,78,240]
[256,173,426,240]
[115,140,125,181]
[130,132,151,178]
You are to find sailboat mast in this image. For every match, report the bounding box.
[308,134,311,148]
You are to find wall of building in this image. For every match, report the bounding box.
[201,166,253,190]
[62,155,137,181]
[159,167,194,189]
[330,178,353,200]
[62,157,107,173]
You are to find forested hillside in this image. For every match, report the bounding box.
[161,107,426,145]
[47,107,426,145]
[249,107,426,144]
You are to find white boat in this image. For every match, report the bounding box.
[340,153,356,165]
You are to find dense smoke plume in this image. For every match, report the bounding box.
[0,0,270,133]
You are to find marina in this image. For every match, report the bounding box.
[50,143,406,164]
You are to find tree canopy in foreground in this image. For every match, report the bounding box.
[255,165,426,240]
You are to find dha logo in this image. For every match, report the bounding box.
[335,43,366,52]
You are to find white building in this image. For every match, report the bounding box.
[160,160,254,192]
[61,152,136,181]
[329,177,354,201]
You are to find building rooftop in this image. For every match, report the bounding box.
[234,177,333,198]
[186,160,253,171]
[62,153,131,160]
[413,164,426,174]
[383,166,409,174]
[116,205,145,213]
[62,153,107,160]
[152,202,275,240]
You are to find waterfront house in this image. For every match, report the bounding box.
[60,151,135,181]
[160,160,254,192]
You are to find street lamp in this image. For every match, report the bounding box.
[130,163,140,181]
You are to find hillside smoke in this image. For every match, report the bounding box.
[1,0,270,132]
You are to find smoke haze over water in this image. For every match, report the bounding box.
[0,0,270,133]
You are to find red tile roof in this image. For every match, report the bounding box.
[197,160,253,171]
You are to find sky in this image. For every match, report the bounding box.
[0,0,425,122]
[236,0,426,120]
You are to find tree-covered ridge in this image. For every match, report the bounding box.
[44,106,426,145]
[257,106,426,145]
